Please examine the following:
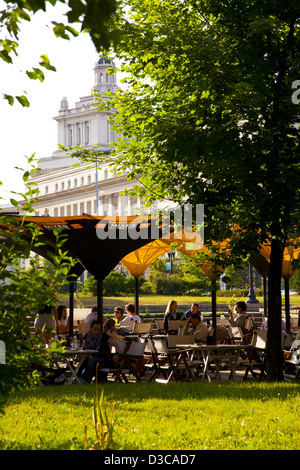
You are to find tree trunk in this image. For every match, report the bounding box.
[266,237,284,381]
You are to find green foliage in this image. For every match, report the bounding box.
[141,258,213,295]
[0,160,77,403]
[82,271,146,297]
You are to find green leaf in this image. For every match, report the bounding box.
[3,94,14,106]
[16,95,30,107]
[39,54,56,72]
[26,67,45,82]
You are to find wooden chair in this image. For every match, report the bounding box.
[132,320,154,335]
[238,330,267,380]
[145,336,196,383]
[227,326,244,344]
[99,340,146,383]
[168,319,187,333]
[167,334,195,348]
[155,319,165,334]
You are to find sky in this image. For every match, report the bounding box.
[0,3,116,205]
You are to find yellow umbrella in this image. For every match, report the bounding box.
[120,226,204,313]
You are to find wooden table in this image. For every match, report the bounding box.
[178,344,250,381]
[51,348,98,384]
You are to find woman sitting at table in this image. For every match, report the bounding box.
[163,300,181,333]
[55,304,69,339]
[79,320,122,383]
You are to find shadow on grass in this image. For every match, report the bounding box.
[8,380,300,409]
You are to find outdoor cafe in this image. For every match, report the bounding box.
[1,214,300,384]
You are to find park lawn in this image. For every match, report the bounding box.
[1,381,299,450]
[60,294,300,308]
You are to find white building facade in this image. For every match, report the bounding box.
[31,57,142,218]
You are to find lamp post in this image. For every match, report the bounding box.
[95,156,99,216]
[246,263,259,303]
[167,251,175,274]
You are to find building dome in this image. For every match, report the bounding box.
[97,56,114,66]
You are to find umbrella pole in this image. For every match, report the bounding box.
[263,277,268,318]
[284,277,290,333]
[69,281,74,338]
[211,279,217,344]
[134,276,139,316]
[97,278,103,331]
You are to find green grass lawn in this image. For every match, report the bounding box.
[1,381,299,450]
[59,294,300,308]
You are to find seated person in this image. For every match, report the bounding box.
[34,305,55,343]
[260,316,294,333]
[182,313,209,343]
[114,306,124,325]
[119,303,141,328]
[163,300,181,332]
[182,303,202,320]
[228,301,248,329]
[79,320,121,383]
[55,305,69,340]
[103,318,124,347]
[114,306,132,336]
[84,306,107,325]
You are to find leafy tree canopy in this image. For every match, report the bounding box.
[95,0,300,380]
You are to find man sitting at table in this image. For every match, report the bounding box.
[182,313,209,343]
[228,301,248,329]
[182,303,202,321]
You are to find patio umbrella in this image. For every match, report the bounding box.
[0,214,166,332]
[120,227,204,314]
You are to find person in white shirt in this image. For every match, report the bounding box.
[182,313,209,343]
[119,303,141,327]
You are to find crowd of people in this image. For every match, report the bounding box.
[33,298,300,384]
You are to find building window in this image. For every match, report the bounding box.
[54,208,58,217]
[80,202,84,214]
[73,204,78,216]
[61,182,64,190]
[104,169,108,179]
[87,200,91,213]
[77,125,81,145]
[88,174,91,184]
[81,177,84,186]
[60,206,65,217]
[69,127,73,146]
[85,123,90,144]
[68,180,71,189]
[74,179,77,187]
[55,183,58,192]
[45,186,48,194]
